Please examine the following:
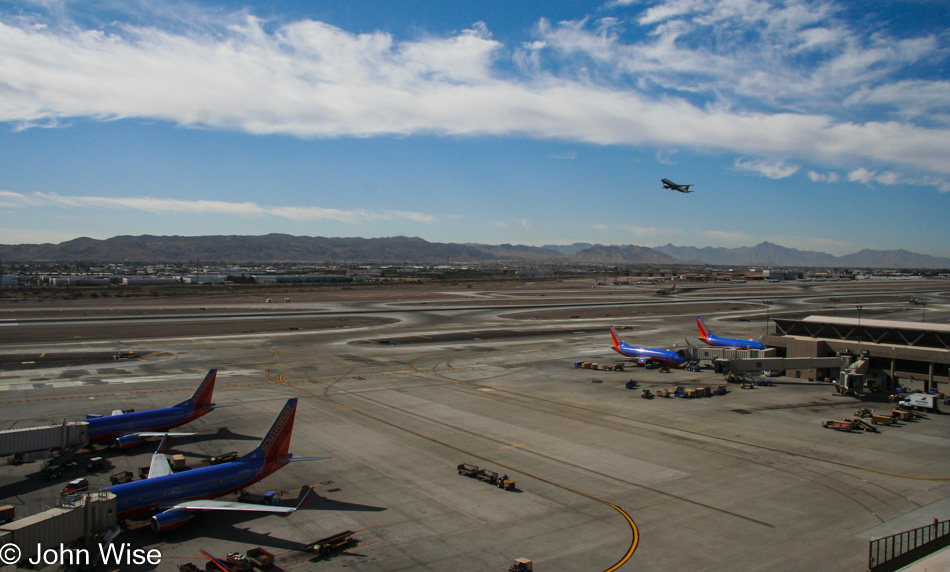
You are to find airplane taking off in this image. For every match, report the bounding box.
[656,281,676,295]
[87,369,229,449]
[609,325,686,366]
[696,316,766,350]
[105,397,324,532]
[661,178,694,193]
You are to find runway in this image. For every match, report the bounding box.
[0,278,948,571]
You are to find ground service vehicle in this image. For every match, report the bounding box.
[899,394,938,412]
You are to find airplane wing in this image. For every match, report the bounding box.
[133,432,197,438]
[159,486,314,514]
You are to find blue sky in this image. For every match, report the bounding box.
[1,0,949,257]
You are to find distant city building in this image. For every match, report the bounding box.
[180,274,228,284]
[121,277,178,286]
[252,274,351,284]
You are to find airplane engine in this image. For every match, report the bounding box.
[636,358,650,366]
[116,435,144,449]
[150,511,196,532]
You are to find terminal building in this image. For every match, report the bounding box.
[764,316,950,393]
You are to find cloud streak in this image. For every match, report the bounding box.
[0,1,948,182]
[0,191,435,224]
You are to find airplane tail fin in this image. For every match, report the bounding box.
[246,398,298,466]
[176,369,217,409]
[697,316,711,340]
[146,435,174,479]
[609,325,623,350]
[671,282,676,292]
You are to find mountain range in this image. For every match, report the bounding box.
[0,235,947,269]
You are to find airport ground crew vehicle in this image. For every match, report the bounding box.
[304,530,358,556]
[246,547,275,569]
[238,490,281,505]
[110,470,133,484]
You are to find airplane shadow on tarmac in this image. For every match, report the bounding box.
[114,495,388,571]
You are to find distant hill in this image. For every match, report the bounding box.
[0,235,565,264]
[542,243,601,255]
[652,242,950,268]
[653,242,839,266]
[566,244,677,264]
[0,235,945,268]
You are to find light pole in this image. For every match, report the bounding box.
[763,300,773,336]
[830,297,841,317]
[921,301,928,322]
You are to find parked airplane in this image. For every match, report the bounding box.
[696,316,766,350]
[661,178,694,193]
[609,325,686,366]
[106,397,323,532]
[87,369,228,449]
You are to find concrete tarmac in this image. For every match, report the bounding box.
[0,279,948,571]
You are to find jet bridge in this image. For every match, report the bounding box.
[711,355,851,378]
[682,346,776,363]
[0,421,89,458]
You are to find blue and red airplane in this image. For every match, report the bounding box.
[87,369,229,449]
[696,316,766,350]
[609,325,686,366]
[105,397,323,532]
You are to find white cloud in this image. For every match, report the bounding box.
[848,168,876,183]
[0,191,435,224]
[656,149,678,165]
[875,171,901,186]
[808,171,839,183]
[846,80,950,125]
[622,225,661,237]
[734,158,799,179]
[0,2,949,181]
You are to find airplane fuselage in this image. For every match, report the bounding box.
[106,457,267,520]
[696,315,766,350]
[612,341,686,366]
[88,405,208,443]
[661,178,693,193]
[699,335,766,351]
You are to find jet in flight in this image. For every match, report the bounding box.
[609,325,686,366]
[105,397,324,532]
[87,369,228,449]
[696,316,766,350]
[661,178,694,193]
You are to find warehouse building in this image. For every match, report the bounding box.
[764,316,950,393]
